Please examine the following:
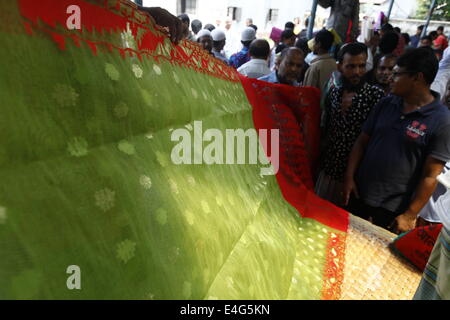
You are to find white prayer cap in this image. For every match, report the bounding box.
[211,29,226,41]
[241,27,256,41]
[196,29,212,39]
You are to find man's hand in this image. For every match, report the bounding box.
[390,212,417,234]
[138,7,184,45]
[343,176,359,206]
[389,156,445,234]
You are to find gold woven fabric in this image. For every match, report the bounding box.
[340,215,422,300]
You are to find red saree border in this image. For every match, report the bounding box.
[239,76,349,299]
[321,232,347,300]
[17,0,239,82]
[239,75,349,232]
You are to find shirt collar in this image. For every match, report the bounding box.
[241,47,249,54]
[400,90,442,116]
[250,58,269,64]
[311,54,334,63]
[416,90,442,115]
[273,71,299,86]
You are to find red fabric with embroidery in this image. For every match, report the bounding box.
[240,75,349,232]
[392,224,443,271]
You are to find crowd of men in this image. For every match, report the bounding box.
[137,4,450,300]
[181,13,450,235]
[139,6,450,234]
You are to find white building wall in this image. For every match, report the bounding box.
[142,0,331,35]
[142,0,177,15]
[360,0,419,20]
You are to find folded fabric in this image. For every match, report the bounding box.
[391,224,443,272]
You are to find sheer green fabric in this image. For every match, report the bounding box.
[0,0,343,299]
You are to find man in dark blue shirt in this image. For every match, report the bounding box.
[410,25,424,48]
[229,27,256,69]
[344,48,450,233]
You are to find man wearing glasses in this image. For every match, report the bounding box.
[343,48,450,234]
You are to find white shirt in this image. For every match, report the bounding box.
[419,162,450,227]
[237,58,271,79]
[224,25,242,59]
[431,47,450,99]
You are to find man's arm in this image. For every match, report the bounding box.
[137,7,184,45]
[391,156,446,234]
[343,132,370,205]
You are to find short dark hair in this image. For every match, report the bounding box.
[337,42,368,63]
[279,47,304,61]
[295,37,310,56]
[421,35,432,42]
[191,19,202,34]
[374,53,397,70]
[315,29,334,51]
[249,39,270,59]
[281,29,295,41]
[396,48,438,85]
[437,26,444,31]
[401,33,410,45]
[275,43,288,54]
[394,27,401,33]
[429,31,438,38]
[285,22,295,30]
[418,25,424,31]
[249,24,258,32]
[178,13,190,25]
[204,24,215,32]
[381,23,394,33]
[379,31,399,54]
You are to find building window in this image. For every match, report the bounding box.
[227,7,242,22]
[177,0,197,15]
[267,9,279,24]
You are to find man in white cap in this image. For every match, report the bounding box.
[229,27,256,69]
[211,29,229,65]
[196,29,213,55]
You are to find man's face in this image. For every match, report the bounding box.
[420,39,431,47]
[180,21,190,39]
[198,36,213,53]
[338,53,367,86]
[214,40,226,51]
[277,51,304,85]
[416,28,422,36]
[283,36,296,47]
[312,41,320,55]
[390,65,416,97]
[376,57,396,86]
[225,20,232,30]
